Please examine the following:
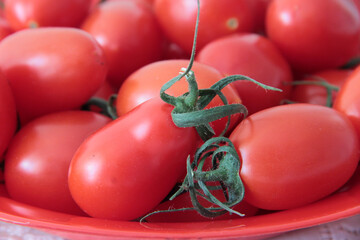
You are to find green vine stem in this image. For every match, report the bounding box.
[341,56,360,69]
[159,0,281,141]
[146,0,282,220]
[81,94,118,119]
[140,137,245,221]
[289,75,339,107]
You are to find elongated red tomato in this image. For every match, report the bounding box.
[116,59,242,136]
[196,33,293,115]
[4,0,92,30]
[266,0,360,73]
[0,74,17,159]
[4,111,111,215]
[68,97,199,220]
[230,104,359,210]
[0,27,108,124]
[334,65,360,140]
[82,0,164,89]
[154,0,257,55]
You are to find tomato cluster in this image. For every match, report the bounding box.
[0,0,360,223]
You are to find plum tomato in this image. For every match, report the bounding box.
[4,111,111,215]
[154,0,257,55]
[196,33,293,115]
[266,0,360,73]
[68,97,199,221]
[0,27,108,125]
[4,0,92,30]
[334,65,360,141]
[0,73,17,159]
[116,59,243,136]
[230,104,360,210]
[82,0,164,89]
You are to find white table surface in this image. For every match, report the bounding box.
[0,214,358,240]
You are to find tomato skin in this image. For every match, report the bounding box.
[4,111,111,215]
[0,73,17,159]
[146,190,258,222]
[4,0,92,30]
[154,0,257,55]
[0,17,13,41]
[290,69,353,106]
[116,59,242,136]
[0,27,107,124]
[266,0,360,73]
[253,0,272,33]
[230,104,360,210]
[68,97,199,220]
[82,0,164,89]
[196,33,293,115]
[334,66,360,141]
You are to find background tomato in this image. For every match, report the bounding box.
[4,0,92,30]
[290,69,353,106]
[68,97,199,220]
[0,73,17,159]
[0,27,108,124]
[82,0,164,89]
[0,17,12,41]
[4,111,111,215]
[266,0,360,73]
[230,104,360,210]
[253,0,272,33]
[196,33,293,115]
[154,0,257,55]
[116,59,242,136]
[334,65,360,141]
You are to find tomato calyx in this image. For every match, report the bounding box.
[177,137,245,218]
[159,0,280,141]
[140,137,245,221]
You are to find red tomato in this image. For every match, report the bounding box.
[196,33,293,115]
[82,0,164,89]
[4,0,92,30]
[290,69,353,106]
[0,17,13,41]
[154,0,257,55]
[68,97,199,220]
[0,73,17,159]
[0,27,107,124]
[4,111,111,215]
[230,104,360,210]
[116,59,242,136]
[253,0,272,33]
[90,0,155,13]
[92,81,116,101]
[334,66,360,141]
[146,190,258,222]
[266,0,360,73]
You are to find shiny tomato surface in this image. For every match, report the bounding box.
[116,59,243,136]
[0,27,108,124]
[69,97,199,221]
[4,111,111,215]
[230,104,360,210]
